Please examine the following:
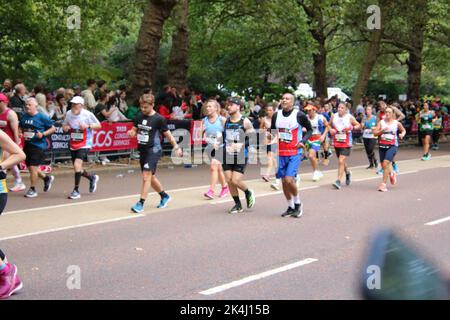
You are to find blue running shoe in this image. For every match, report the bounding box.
[131,202,144,213]
[376,168,384,175]
[392,163,399,174]
[157,195,172,209]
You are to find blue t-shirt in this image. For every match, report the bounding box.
[20,113,54,150]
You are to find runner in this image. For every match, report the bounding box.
[304,104,328,181]
[376,100,405,174]
[222,97,256,214]
[202,99,229,200]
[432,109,443,150]
[259,104,280,190]
[361,104,379,169]
[0,130,26,299]
[127,94,182,213]
[271,93,312,218]
[320,103,332,166]
[19,98,56,198]
[0,93,25,191]
[329,102,361,190]
[62,96,101,200]
[417,102,435,161]
[373,106,406,192]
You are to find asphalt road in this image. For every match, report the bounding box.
[1,142,450,300]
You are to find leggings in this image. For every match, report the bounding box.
[363,138,378,165]
[433,130,441,144]
[0,192,8,261]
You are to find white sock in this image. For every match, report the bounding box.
[275,179,280,185]
[287,198,294,209]
[294,195,301,205]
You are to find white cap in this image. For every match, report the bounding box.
[70,96,85,105]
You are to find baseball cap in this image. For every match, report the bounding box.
[70,96,85,105]
[304,104,317,111]
[227,97,242,106]
[0,93,9,104]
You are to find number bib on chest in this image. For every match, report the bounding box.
[71,130,84,142]
[279,128,293,142]
[335,133,347,142]
[23,129,35,141]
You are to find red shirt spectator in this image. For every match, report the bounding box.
[157,104,171,119]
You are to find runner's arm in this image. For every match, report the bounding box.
[7,109,21,145]
[393,107,405,122]
[298,112,312,144]
[0,130,25,170]
[372,122,383,137]
[398,122,406,139]
[350,116,361,131]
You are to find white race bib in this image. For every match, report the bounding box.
[335,133,347,142]
[279,130,293,142]
[71,132,84,141]
[381,133,395,142]
[24,131,35,140]
[422,123,432,130]
[363,129,374,139]
[137,133,149,143]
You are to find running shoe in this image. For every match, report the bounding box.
[43,175,55,192]
[312,171,323,181]
[270,183,280,191]
[219,186,229,198]
[281,207,296,217]
[68,190,81,200]
[157,195,172,209]
[10,182,26,192]
[228,205,243,214]
[376,168,384,175]
[131,202,144,214]
[0,264,23,299]
[378,183,388,192]
[392,163,399,174]
[246,189,256,209]
[366,164,374,169]
[89,175,99,193]
[333,180,341,190]
[24,188,37,198]
[421,154,431,161]
[345,171,352,186]
[389,171,397,185]
[204,189,215,200]
[291,203,304,218]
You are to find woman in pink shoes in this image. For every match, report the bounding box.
[0,129,26,299]
[373,106,406,192]
[202,99,229,199]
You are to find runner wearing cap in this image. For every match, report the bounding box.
[19,98,56,198]
[373,106,406,192]
[0,93,25,192]
[271,93,312,218]
[329,102,361,190]
[202,98,229,200]
[0,129,26,299]
[128,94,182,213]
[304,104,328,181]
[62,96,101,200]
[222,97,256,214]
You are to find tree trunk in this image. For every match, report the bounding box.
[168,0,189,90]
[407,50,422,101]
[130,0,178,102]
[313,37,327,100]
[352,27,383,110]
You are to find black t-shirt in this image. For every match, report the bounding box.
[94,103,108,122]
[134,112,169,151]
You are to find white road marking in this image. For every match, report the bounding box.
[199,258,318,295]
[353,170,418,182]
[425,216,450,226]
[211,186,320,205]
[0,214,145,241]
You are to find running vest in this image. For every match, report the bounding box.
[0,108,14,140]
[275,109,302,156]
[379,120,399,147]
[203,116,223,146]
[223,117,248,157]
[363,115,377,139]
[0,147,6,193]
[419,111,434,131]
[332,113,353,148]
[308,114,325,140]
[70,128,93,150]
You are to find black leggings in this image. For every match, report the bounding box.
[433,130,441,144]
[0,192,8,261]
[363,138,378,165]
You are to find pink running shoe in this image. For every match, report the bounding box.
[378,183,388,192]
[204,189,215,200]
[10,182,26,192]
[0,264,23,299]
[389,171,397,185]
[219,186,230,198]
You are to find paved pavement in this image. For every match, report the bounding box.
[1,143,449,300]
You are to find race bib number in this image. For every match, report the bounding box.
[363,129,374,139]
[279,129,293,142]
[381,133,395,142]
[0,120,7,128]
[335,133,347,142]
[23,130,35,140]
[137,133,149,144]
[422,123,432,130]
[71,131,84,142]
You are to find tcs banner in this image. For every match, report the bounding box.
[92,122,137,152]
